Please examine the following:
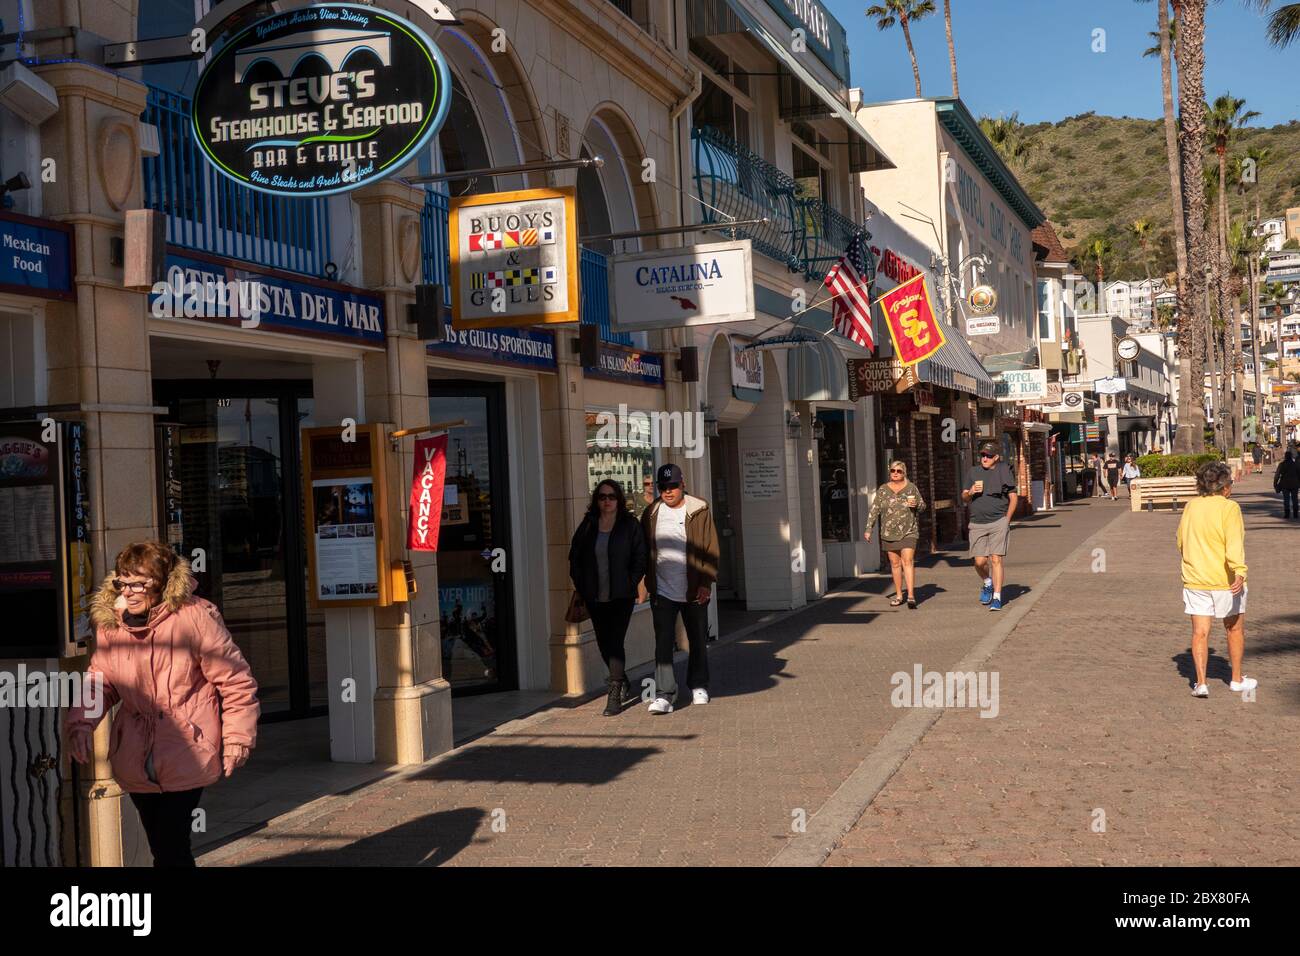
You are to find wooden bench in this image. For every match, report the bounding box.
[1130,476,1199,512]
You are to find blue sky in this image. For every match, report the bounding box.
[827,0,1297,127]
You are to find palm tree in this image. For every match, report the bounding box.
[1263,2,1300,45]
[978,113,1035,173]
[1173,0,1210,454]
[1132,218,1154,287]
[943,0,959,96]
[866,0,936,98]
[1207,93,1258,450]
[1231,221,1267,421]
[1087,236,1113,312]
[1263,280,1292,385]
[1139,1,1190,424]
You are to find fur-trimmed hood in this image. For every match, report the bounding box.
[89,557,197,632]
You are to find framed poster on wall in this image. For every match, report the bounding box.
[302,425,392,609]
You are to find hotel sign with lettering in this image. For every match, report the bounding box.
[763,0,850,83]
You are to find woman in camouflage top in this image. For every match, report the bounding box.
[864,460,926,609]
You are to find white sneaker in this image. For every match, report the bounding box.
[1192,683,1209,698]
[692,688,710,705]
[647,696,674,715]
[1229,677,1258,693]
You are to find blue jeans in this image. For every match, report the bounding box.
[1283,488,1298,517]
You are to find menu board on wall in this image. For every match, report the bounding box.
[741,448,783,500]
[302,425,391,608]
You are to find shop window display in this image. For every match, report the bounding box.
[585,407,659,516]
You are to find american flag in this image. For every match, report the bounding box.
[823,233,875,349]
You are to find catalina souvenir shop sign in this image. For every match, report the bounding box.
[0,211,75,301]
[149,250,386,347]
[192,3,452,197]
[449,187,578,329]
[609,240,755,332]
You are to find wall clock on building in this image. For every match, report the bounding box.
[1116,337,1139,361]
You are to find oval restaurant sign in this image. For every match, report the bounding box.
[192,3,451,197]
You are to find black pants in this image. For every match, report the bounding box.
[589,599,634,682]
[130,788,204,867]
[650,595,709,697]
[1283,488,1298,517]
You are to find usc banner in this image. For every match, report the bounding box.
[408,434,448,551]
[878,273,945,367]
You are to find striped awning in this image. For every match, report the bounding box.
[914,331,998,399]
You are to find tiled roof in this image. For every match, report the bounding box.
[1031,223,1070,264]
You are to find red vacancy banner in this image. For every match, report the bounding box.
[879,273,946,368]
[408,434,448,551]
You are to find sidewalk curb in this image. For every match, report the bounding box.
[767,506,1132,867]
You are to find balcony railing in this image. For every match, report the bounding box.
[420,188,628,343]
[142,85,332,278]
[691,125,866,281]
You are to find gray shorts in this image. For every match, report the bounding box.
[968,516,1010,557]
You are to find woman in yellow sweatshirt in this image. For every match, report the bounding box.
[1176,461,1256,698]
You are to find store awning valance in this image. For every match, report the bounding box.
[704,0,894,173]
[788,337,850,402]
[1117,415,1157,433]
[915,331,998,399]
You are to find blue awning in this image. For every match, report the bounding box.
[916,331,998,399]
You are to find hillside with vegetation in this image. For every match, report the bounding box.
[992,112,1300,280]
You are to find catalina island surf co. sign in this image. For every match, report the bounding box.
[192,3,452,197]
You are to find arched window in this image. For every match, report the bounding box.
[438,74,494,197]
[138,0,207,92]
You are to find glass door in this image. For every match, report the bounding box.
[154,381,321,719]
[428,383,515,694]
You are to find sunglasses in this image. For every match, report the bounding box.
[889,469,904,475]
[979,453,996,460]
[596,493,618,501]
[113,579,153,594]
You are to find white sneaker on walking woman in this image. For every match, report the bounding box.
[1191,683,1209,698]
[1229,676,1257,693]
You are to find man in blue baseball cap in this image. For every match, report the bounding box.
[640,463,720,714]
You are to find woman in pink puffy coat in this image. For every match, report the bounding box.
[65,540,259,866]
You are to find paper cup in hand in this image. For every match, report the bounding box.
[972,480,984,494]
[907,495,917,507]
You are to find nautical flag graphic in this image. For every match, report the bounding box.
[468,228,556,251]
[471,268,561,289]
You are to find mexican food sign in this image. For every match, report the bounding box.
[192,3,451,197]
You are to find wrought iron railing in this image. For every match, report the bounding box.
[581,247,632,345]
[420,188,627,343]
[691,125,865,281]
[142,85,332,277]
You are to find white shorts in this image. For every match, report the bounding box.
[1182,586,1247,618]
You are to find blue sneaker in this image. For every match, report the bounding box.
[989,597,1003,611]
[979,583,993,605]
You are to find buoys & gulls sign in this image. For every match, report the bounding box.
[192,3,451,197]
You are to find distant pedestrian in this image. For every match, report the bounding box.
[1078,462,1096,498]
[569,479,647,716]
[1104,452,1121,500]
[962,441,1019,612]
[1177,461,1254,698]
[64,541,259,866]
[864,460,926,609]
[1121,454,1140,498]
[641,463,720,714]
[1273,450,1300,519]
[1090,453,1105,497]
[1251,443,1263,474]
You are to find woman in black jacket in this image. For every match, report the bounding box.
[569,480,647,715]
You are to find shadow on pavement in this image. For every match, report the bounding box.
[247,807,487,866]
[1171,646,1234,685]
[408,744,662,786]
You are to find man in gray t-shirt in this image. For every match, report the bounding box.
[962,441,1019,612]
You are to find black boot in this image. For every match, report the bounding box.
[603,678,623,716]
[620,675,637,702]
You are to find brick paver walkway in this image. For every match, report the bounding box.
[206,491,1123,866]
[827,473,1300,866]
